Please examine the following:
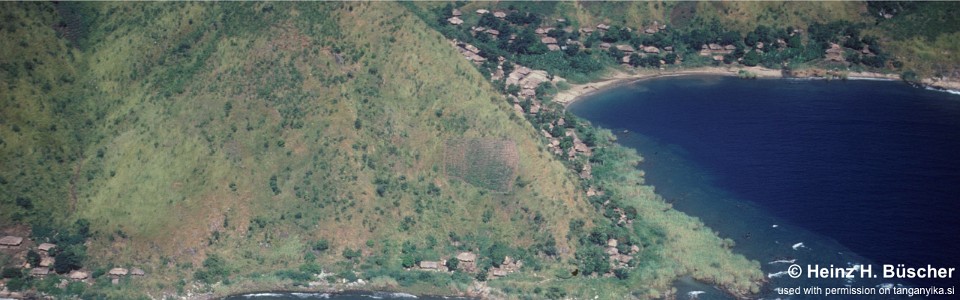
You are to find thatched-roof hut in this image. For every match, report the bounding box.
[69,271,89,280]
[30,268,49,277]
[0,236,23,247]
[457,252,478,262]
[419,261,440,270]
[108,268,129,276]
[38,243,56,252]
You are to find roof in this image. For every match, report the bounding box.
[476,9,489,14]
[419,261,440,269]
[451,9,462,16]
[109,268,129,276]
[131,268,145,276]
[30,268,50,276]
[493,11,506,18]
[38,243,56,251]
[40,256,55,267]
[596,24,610,30]
[464,44,480,54]
[457,252,477,261]
[615,45,635,52]
[0,236,23,246]
[541,37,558,44]
[643,46,659,53]
[69,271,89,280]
[447,17,463,25]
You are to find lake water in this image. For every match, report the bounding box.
[569,76,960,299]
[232,77,959,299]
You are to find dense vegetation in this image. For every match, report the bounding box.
[1,1,957,299]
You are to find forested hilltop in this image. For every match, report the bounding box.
[0,2,956,299]
[408,1,958,86]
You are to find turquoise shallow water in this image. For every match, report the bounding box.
[569,76,960,299]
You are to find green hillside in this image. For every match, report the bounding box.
[4,1,956,299]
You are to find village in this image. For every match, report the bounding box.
[0,234,145,298]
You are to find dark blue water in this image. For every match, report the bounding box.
[569,76,960,299]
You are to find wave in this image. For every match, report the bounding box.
[768,259,796,264]
[847,77,896,81]
[244,293,284,298]
[291,293,331,299]
[791,242,804,250]
[925,86,960,96]
[767,271,789,278]
[372,292,417,299]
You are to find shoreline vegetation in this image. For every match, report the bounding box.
[554,66,959,107]
[3,2,958,299]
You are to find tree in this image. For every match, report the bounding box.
[446,257,460,270]
[313,239,330,252]
[53,245,85,274]
[721,30,741,45]
[575,245,610,276]
[1,268,23,279]
[614,268,630,280]
[486,242,513,267]
[664,52,678,64]
[743,50,761,66]
[787,34,803,49]
[744,31,760,46]
[15,196,32,210]
[194,254,230,284]
[26,250,41,267]
[563,44,580,56]
[342,248,361,260]
[269,175,280,195]
[401,254,417,268]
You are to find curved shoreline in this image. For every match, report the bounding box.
[555,66,960,108]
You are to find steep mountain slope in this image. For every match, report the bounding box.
[1,2,768,299]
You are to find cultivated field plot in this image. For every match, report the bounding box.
[443,138,520,192]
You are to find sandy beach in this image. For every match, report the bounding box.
[554,66,960,107]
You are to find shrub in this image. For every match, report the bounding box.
[2,267,23,279]
[26,250,41,267]
[342,248,361,260]
[6,277,28,291]
[53,245,86,273]
[194,254,230,284]
[299,262,323,274]
[446,257,459,270]
[614,268,630,280]
[546,286,567,299]
[313,239,330,252]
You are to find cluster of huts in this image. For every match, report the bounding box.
[449,7,674,59]
[0,234,145,295]
[413,251,523,279]
[604,239,641,270]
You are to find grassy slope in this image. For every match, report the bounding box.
[30,1,960,298]
[5,1,600,297]
[78,0,600,280]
